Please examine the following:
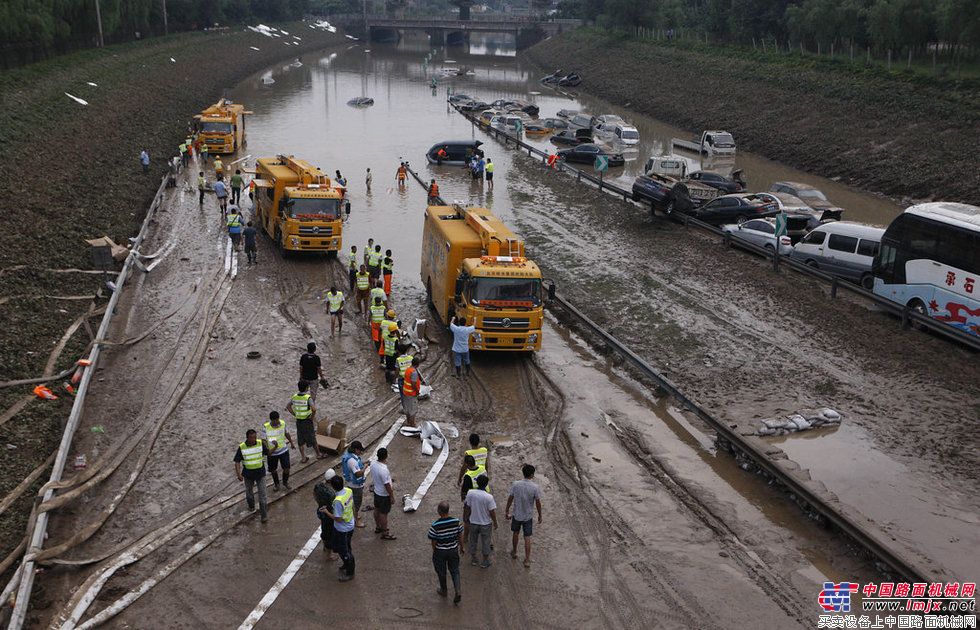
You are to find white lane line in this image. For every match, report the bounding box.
[403,439,449,512]
[235,416,404,628]
[231,243,239,278]
[237,527,321,630]
[224,237,232,275]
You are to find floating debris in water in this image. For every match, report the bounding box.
[347,97,375,107]
[170,57,176,63]
[65,93,88,105]
[87,82,98,87]
[250,46,260,51]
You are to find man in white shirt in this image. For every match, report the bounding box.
[449,316,476,378]
[370,447,397,540]
[463,475,497,568]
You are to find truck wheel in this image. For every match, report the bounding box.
[860,273,873,290]
[275,229,286,258]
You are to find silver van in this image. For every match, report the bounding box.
[790,222,885,288]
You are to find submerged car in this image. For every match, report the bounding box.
[594,121,640,146]
[721,218,794,255]
[556,108,580,120]
[541,117,568,130]
[346,96,374,107]
[632,174,695,215]
[490,99,539,116]
[550,128,593,146]
[457,99,491,112]
[687,170,745,193]
[557,144,625,167]
[686,193,779,225]
[448,93,475,104]
[753,191,842,242]
[426,140,484,166]
[769,181,844,216]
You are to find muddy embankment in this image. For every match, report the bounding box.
[525,30,980,205]
[0,23,344,574]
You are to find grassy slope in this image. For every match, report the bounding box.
[0,23,344,574]
[526,29,980,204]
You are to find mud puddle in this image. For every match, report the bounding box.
[770,423,979,578]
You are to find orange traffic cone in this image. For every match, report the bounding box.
[33,385,58,400]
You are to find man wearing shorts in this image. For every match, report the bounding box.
[286,380,319,463]
[370,447,397,540]
[506,464,542,568]
[262,411,294,491]
[449,316,476,378]
[401,356,423,427]
[299,342,326,402]
[325,286,345,338]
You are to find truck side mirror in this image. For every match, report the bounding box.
[345,200,351,215]
[454,278,464,297]
[547,281,556,301]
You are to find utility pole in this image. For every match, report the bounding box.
[94,0,105,47]
[162,0,169,35]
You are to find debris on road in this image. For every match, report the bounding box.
[756,408,843,436]
[65,93,88,105]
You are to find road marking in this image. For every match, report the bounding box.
[231,242,239,278]
[236,417,404,628]
[403,437,448,512]
[236,528,321,630]
[224,237,231,275]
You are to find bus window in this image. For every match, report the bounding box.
[828,234,858,253]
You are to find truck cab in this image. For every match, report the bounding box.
[253,155,350,255]
[195,99,251,154]
[421,205,543,352]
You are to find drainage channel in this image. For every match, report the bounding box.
[404,162,935,585]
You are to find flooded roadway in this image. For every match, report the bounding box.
[30,34,977,627]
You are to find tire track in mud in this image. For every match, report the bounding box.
[465,360,675,628]
[512,359,707,628]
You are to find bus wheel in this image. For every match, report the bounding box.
[860,273,874,290]
[907,298,929,331]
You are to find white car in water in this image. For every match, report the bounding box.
[595,121,640,146]
[721,218,794,256]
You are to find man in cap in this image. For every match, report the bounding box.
[315,469,339,557]
[341,441,368,528]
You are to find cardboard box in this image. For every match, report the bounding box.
[85,236,130,262]
[315,420,347,454]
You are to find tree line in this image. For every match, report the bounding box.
[1,0,311,66]
[558,0,979,55]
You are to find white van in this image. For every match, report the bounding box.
[790,222,885,288]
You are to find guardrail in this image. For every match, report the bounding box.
[404,152,934,582]
[451,103,980,352]
[544,286,935,583]
[5,173,171,630]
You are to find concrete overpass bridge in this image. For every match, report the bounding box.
[330,14,581,49]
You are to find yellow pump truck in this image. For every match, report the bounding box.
[253,155,350,256]
[421,204,543,352]
[194,99,251,154]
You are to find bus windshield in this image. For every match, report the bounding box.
[201,122,233,134]
[470,277,541,306]
[285,197,340,219]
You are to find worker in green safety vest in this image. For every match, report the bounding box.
[325,286,345,338]
[234,429,270,523]
[286,380,319,463]
[355,265,371,316]
[328,475,357,581]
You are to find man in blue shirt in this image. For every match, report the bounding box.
[139,149,150,173]
[449,315,476,378]
[213,177,228,215]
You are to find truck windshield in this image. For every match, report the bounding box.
[201,122,233,134]
[709,133,734,146]
[471,278,541,306]
[285,197,341,219]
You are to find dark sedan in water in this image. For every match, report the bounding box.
[685,193,779,225]
[556,144,625,167]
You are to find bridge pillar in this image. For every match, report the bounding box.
[427,28,446,46]
[368,26,400,43]
[446,30,469,47]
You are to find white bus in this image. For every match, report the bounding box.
[872,202,980,336]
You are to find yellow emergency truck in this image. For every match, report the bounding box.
[253,155,350,256]
[421,204,543,352]
[195,99,251,154]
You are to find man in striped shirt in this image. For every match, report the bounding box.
[428,501,464,605]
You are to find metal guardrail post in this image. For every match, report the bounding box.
[830,277,838,298]
[772,250,780,272]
